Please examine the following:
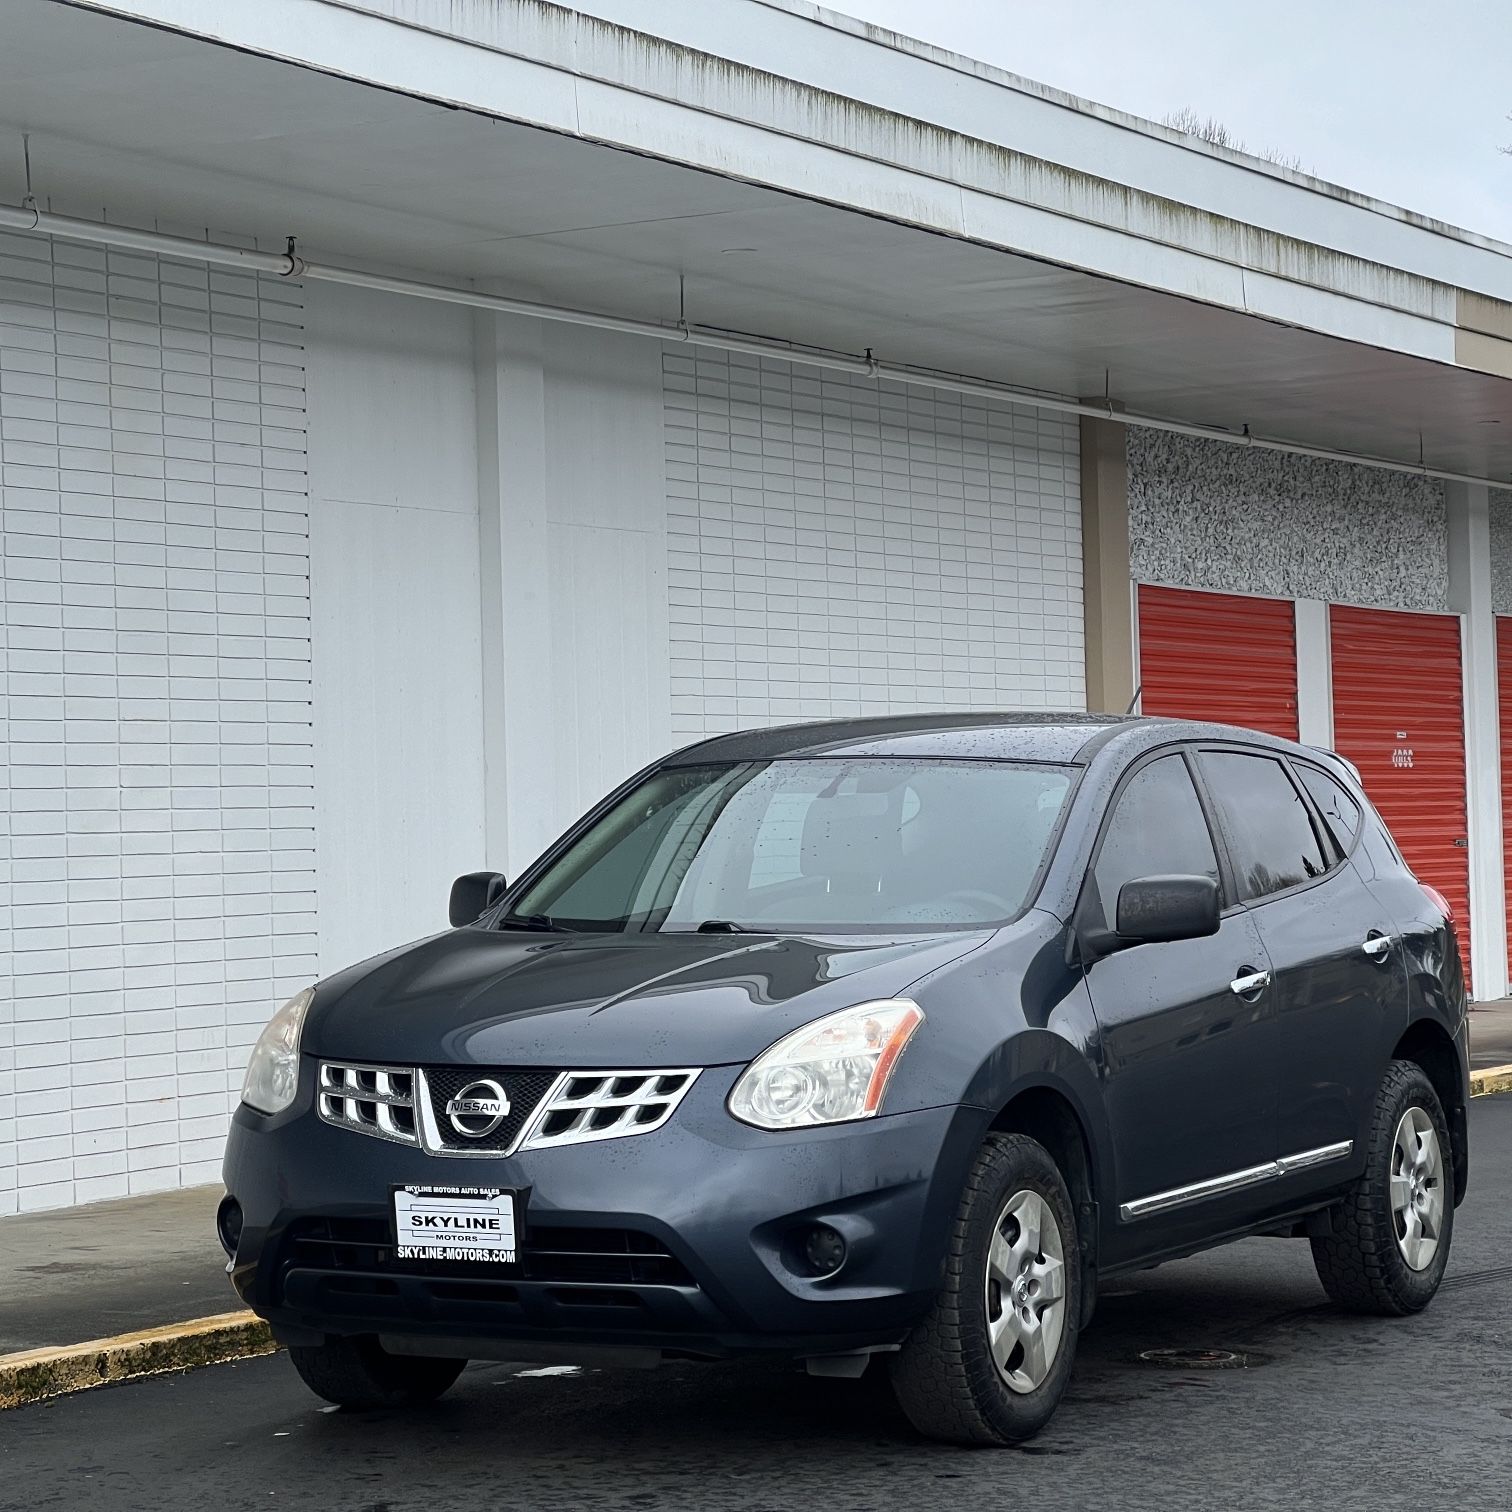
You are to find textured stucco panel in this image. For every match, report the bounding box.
[1128,430,1447,611]
[1490,496,1512,615]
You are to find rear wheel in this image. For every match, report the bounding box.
[891,1132,1080,1445]
[287,1336,466,1410]
[1310,1059,1454,1315]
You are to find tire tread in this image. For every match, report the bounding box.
[891,1132,1078,1445]
[1310,1059,1450,1316]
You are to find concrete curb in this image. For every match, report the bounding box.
[1470,1063,1512,1099]
[0,1310,277,1411]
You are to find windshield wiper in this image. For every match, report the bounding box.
[694,919,748,933]
[498,913,572,933]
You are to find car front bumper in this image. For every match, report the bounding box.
[222,1062,987,1362]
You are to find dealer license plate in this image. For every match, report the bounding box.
[392,1185,519,1265]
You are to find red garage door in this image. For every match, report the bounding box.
[1137,586,1299,739]
[1330,606,1470,981]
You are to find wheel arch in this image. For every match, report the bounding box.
[989,1083,1098,1228]
[1391,1016,1468,1205]
[963,1031,1111,1209]
[982,1065,1108,1321]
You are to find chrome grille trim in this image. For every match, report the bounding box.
[518,1069,701,1152]
[316,1062,700,1155]
[317,1062,420,1147]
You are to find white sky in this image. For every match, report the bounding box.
[832,0,1512,244]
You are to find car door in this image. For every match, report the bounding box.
[1197,749,1407,1174]
[1080,750,1277,1241]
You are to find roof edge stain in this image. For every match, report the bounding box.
[309,0,1490,329]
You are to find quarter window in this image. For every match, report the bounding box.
[1093,755,1220,919]
[1295,764,1363,856]
[1201,752,1329,901]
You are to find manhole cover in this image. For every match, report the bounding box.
[1139,1348,1249,1370]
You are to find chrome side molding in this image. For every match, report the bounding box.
[1120,1140,1354,1221]
[1276,1140,1354,1175]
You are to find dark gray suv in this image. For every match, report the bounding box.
[222,713,1468,1445]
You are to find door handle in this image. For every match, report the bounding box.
[1229,968,1271,997]
[1362,933,1396,961]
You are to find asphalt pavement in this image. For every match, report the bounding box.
[4,1095,1510,1512]
[0,1187,228,1355]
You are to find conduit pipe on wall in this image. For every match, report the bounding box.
[2,202,1506,494]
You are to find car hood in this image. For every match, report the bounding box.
[305,927,991,1067]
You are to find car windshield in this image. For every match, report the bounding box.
[501,758,1074,934]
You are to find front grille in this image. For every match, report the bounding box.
[421,1067,558,1153]
[317,1063,418,1146]
[520,1070,699,1151]
[282,1216,697,1289]
[316,1061,701,1156]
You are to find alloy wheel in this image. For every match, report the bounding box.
[984,1188,1067,1393]
[1390,1106,1444,1272]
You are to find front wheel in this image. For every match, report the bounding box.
[1310,1059,1454,1315]
[891,1132,1081,1445]
[287,1335,467,1410]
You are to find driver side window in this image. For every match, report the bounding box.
[1094,755,1220,923]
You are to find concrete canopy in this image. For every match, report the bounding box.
[2,0,1509,481]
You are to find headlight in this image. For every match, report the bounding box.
[240,986,315,1115]
[728,999,924,1130]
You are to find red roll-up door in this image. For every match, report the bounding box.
[1498,617,1512,982]
[1330,606,1470,981]
[1137,585,1299,739]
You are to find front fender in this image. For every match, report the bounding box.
[961,1024,1112,1217]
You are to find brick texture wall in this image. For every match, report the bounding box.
[663,350,1083,737]
[0,231,316,1213]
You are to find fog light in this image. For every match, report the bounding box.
[216,1196,244,1258]
[801,1223,847,1278]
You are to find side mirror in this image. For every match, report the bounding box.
[1115,874,1221,946]
[449,870,507,927]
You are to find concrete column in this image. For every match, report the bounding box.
[474,310,553,881]
[1079,415,1136,715]
[1293,599,1334,748]
[1446,481,1507,1001]
[473,312,674,883]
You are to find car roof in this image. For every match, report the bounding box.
[664,711,1321,766]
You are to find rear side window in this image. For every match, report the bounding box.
[1295,764,1363,855]
[1094,755,1220,916]
[1200,751,1329,901]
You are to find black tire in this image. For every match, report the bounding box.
[891,1133,1081,1445]
[287,1336,467,1410]
[1311,1059,1454,1316]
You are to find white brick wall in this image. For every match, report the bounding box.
[663,350,1083,737]
[0,232,315,1214]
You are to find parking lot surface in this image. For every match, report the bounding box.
[5,1096,1510,1512]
